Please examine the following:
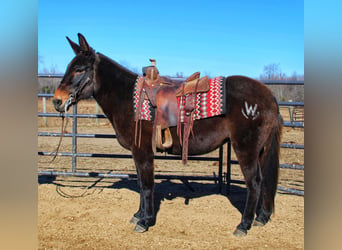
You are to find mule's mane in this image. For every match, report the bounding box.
[96,53,181,85]
[96,52,138,82]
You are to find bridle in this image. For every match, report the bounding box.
[65,53,99,112]
[41,70,93,164]
[64,71,93,112]
[39,72,91,164]
[41,55,98,164]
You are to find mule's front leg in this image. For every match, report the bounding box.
[131,147,155,232]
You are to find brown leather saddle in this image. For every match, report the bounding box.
[135,59,209,164]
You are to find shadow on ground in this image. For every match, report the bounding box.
[38,175,247,218]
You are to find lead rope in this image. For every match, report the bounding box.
[56,182,100,198]
[38,109,70,164]
[55,100,102,198]
[39,101,100,198]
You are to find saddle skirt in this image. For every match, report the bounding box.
[133,75,226,123]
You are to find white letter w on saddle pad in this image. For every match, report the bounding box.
[241,101,260,120]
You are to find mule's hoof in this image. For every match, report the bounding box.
[129,216,139,225]
[134,223,148,233]
[233,228,247,237]
[253,220,265,227]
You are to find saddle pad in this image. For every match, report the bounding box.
[133,76,226,122]
[177,76,226,122]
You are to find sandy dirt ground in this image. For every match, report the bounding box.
[38,178,304,249]
[38,99,304,249]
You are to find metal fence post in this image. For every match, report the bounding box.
[218,145,223,193]
[226,139,232,194]
[72,104,77,172]
[43,97,47,126]
[95,102,99,126]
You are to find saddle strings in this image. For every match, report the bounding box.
[177,84,185,145]
[134,79,144,148]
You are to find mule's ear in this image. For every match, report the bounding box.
[78,33,90,52]
[66,36,81,55]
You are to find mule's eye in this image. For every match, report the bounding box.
[74,65,88,73]
[74,68,85,76]
[75,68,85,73]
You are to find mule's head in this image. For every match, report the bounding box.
[53,33,97,112]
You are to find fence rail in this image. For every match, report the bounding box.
[38,77,304,195]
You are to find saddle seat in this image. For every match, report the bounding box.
[135,59,210,164]
[175,72,209,96]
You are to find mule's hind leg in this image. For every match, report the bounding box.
[254,179,275,227]
[232,145,263,236]
[255,127,280,226]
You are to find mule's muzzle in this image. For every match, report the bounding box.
[52,96,75,113]
[52,98,64,112]
[53,88,72,113]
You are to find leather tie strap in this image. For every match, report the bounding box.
[180,78,199,164]
[135,79,147,147]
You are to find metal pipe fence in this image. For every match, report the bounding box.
[38,76,304,195]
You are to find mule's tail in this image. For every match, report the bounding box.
[261,113,283,213]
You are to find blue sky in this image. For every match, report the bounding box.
[38,0,303,78]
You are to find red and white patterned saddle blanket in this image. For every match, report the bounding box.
[133,76,226,123]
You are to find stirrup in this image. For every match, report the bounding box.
[156,125,173,149]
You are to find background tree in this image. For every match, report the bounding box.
[260,63,286,80]
[38,54,63,93]
[259,63,304,102]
